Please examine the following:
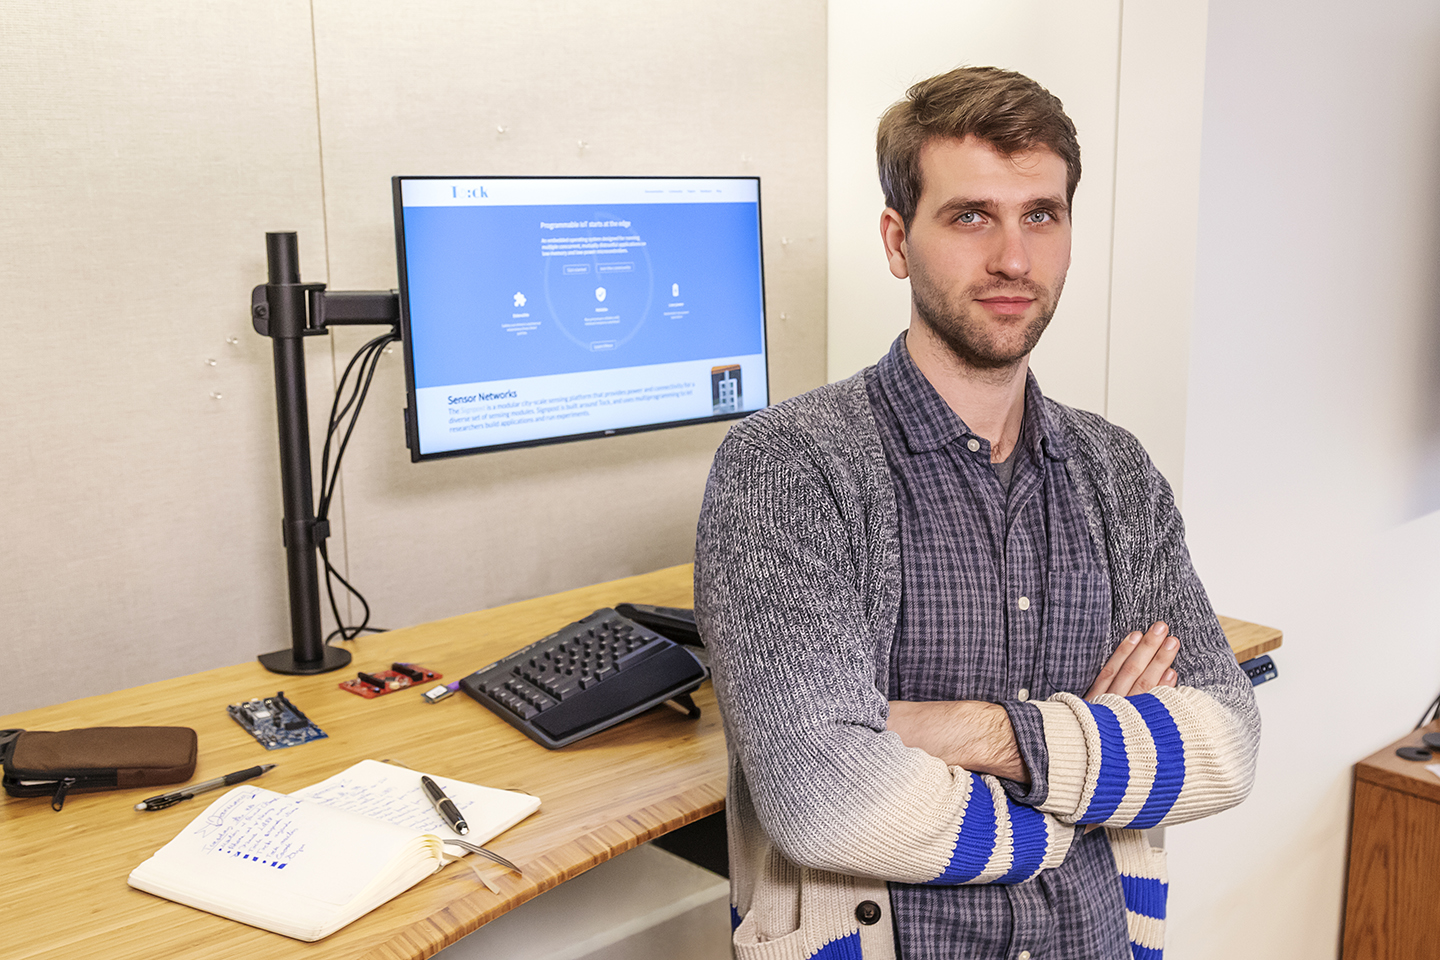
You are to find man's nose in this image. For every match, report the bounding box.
[988,223,1031,279]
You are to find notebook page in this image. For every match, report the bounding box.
[293,759,540,847]
[134,785,421,908]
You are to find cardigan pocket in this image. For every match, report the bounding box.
[733,908,863,960]
[731,867,894,960]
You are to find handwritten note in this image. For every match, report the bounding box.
[298,768,458,835]
[192,790,307,869]
[293,759,539,847]
[155,785,419,907]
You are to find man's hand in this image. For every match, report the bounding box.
[1086,621,1179,700]
[886,700,1028,783]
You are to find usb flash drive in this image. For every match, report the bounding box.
[423,682,458,704]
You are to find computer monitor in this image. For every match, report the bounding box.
[392,176,770,460]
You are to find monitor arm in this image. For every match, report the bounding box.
[250,231,400,675]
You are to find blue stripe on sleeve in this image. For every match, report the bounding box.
[1078,702,1130,823]
[924,773,996,884]
[807,931,863,960]
[1128,693,1186,828]
[995,801,1048,884]
[1119,874,1168,920]
[1130,942,1164,960]
[731,904,742,931]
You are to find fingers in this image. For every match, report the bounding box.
[1086,622,1180,700]
[1131,627,1179,694]
[1085,631,1141,699]
[1115,622,1178,697]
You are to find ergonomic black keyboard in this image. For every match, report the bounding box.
[458,607,708,749]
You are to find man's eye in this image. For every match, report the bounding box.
[956,211,981,224]
[1026,210,1054,223]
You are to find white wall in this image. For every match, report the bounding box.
[827,0,1208,493]
[1170,1,1440,957]
[0,2,329,704]
[0,0,827,713]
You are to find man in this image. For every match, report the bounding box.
[695,66,1259,960]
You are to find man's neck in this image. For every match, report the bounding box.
[905,320,1028,464]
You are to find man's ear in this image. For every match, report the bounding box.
[880,208,909,280]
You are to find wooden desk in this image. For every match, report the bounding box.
[0,561,1279,960]
[1217,615,1282,664]
[1,565,719,960]
[1342,723,1440,960]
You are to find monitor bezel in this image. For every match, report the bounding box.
[391,174,769,462]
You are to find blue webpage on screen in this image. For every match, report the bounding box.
[397,177,768,457]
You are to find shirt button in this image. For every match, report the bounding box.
[966,438,981,452]
[1018,952,1032,960]
[1017,596,1030,611]
[1018,688,1029,701]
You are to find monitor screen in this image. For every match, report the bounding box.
[392,176,770,460]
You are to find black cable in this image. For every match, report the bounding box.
[319,336,389,641]
[321,331,393,638]
[315,329,398,643]
[319,541,383,644]
[319,331,393,518]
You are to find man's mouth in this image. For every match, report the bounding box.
[976,296,1035,316]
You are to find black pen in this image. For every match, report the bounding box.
[135,764,276,811]
[420,775,469,835]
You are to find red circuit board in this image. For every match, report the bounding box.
[339,664,442,699]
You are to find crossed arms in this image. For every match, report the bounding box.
[887,620,1181,782]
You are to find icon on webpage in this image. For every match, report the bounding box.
[595,287,607,302]
[711,365,742,415]
[513,292,527,308]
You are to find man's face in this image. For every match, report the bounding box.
[884,136,1072,369]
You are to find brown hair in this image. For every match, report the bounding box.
[877,66,1081,226]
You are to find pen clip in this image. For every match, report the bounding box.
[138,792,183,811]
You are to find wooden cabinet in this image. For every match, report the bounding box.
[1342,726,1440,959]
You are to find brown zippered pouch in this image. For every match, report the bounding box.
[0,727,198,810]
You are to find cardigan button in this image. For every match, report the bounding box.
[855,900,882,925]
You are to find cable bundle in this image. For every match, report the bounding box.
[316,331,399,644]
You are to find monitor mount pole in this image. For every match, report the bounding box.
[251,231,400,675]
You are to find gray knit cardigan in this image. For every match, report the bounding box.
[694,371,1260,960]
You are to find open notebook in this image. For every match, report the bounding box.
[127,759,540,941]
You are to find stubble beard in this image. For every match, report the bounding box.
[911,267,1064,372]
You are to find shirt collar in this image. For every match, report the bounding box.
[874,332,1070,461]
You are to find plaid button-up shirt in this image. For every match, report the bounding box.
[867,334,1131,959]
